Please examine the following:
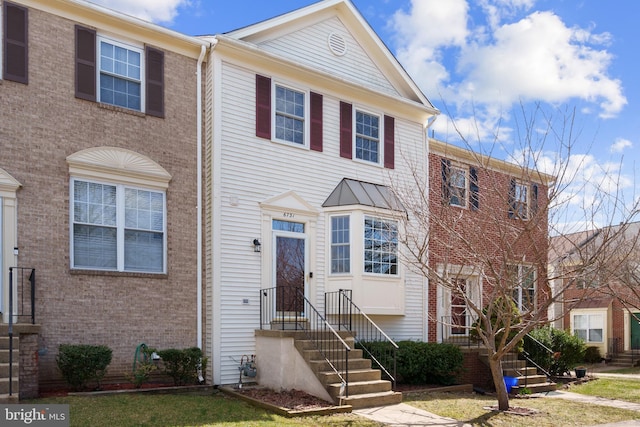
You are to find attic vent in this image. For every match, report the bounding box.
[327,32,347,56]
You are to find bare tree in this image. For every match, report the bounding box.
[392,103,640,411]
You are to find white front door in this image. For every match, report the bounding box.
[272,219,308,316]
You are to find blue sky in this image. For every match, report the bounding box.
[89,0,639,230]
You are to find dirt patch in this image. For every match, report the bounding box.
[233,387,334,411]
[39,382,178,398]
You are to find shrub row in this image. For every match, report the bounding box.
[359,340,464,386]
[56,344,206,390]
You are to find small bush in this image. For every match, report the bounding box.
[56,344,112,391]
[157,347,204,386]
[128,345,158,388]
[525,327,586,376]
[584,346,602,364]
[394,341,464,385]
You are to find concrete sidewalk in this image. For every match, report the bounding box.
[354,403,472,427]
[353,388,640,427]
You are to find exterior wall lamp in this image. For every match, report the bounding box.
[253,239,261,252]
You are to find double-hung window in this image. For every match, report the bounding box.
[330,216,350,274]
[449,166,467,207]
[275,84,305,145]
[72,179,165,273]
[98,37,142,111]
[355,110,380,164]
[573,313,604,343]
[508,264,536,311]
[364,216,398,275]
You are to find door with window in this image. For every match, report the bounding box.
[450,278,469,335]
[273,220,307,316]
[631,313,640,350]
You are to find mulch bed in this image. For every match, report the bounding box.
[233,387,334,411]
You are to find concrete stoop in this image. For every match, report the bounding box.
[293,335,402,409]
[607,352,640,368]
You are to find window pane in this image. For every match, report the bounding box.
[589,329,603,342]
[275,85,305,144]
[73,224,117,269]
[364,216,398,275]
[125,230,163,272]
[331,216,350,274]
[99,40,142,111]
[355,111,379,163]
[125,188,164,232]
[272,220,304,233]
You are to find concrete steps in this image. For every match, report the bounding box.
[294,336,401,408]
[607,352,640,368]
[502,355,557,394]
[0,337,19,399]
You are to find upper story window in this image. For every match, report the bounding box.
[441,159,479,210]
[330,215,350,274]
[508,263,536,311]
[275,85,305,145]
[509,179,538,220]
[99,37,142,111]
[364,216,398,275]
[72,179,165,273]
[75,26,164,117]
[355,110,380,164]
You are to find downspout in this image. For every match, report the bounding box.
[196,44,206,351]
[424,114,438,342]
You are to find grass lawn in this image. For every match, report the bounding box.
[572,376,640,404]
[404,391,640,427]
[29,392,383,427]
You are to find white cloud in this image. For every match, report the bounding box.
[87,0,189,24]
[391,1,627,121]
[610,138,632,153]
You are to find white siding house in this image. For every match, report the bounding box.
[204,0,439,385]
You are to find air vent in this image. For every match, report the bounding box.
[328,32,347,56]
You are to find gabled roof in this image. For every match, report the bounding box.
[323,178,404,211]
[223,0,436,111]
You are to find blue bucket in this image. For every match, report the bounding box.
[503,376,519,393]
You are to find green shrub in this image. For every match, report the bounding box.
[128,345,158,388]
[56,344,112,391]
[157,347,205,386]
[524,327,586,376]
[393,341,464,385]
[584,346,602,364]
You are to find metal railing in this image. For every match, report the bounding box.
[440,315,482,348]
[325,290,398,386]
[260,287,351,398]
[7,267,36,396]
[608,337,622,359]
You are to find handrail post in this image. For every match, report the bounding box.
[8,267,14,396]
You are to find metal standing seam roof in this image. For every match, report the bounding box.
[322,178,405,211]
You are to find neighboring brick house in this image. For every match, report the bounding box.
[0,0,208,393]
[428,139,553,343]
[550,222,640,359]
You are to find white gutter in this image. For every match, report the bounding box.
[196,43,207,350]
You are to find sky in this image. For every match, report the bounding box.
[87,0,640,232]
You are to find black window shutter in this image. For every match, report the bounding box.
[339,101,352,159]
[255,74,271,139]
[508,178,516,218]
[75,25,96,101]
[3,2,28,84]
[145,46,164,118]
[532,183,539,215]
[441,158,451,204]
[384,115,395,169]
[470,167,479,210]
[310,92,323,152]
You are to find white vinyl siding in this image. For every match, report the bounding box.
[257,17,399,97]
[211,61,427,383]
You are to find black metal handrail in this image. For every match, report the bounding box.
[440,315,482,348]
[260,287,351,398]
[325,290,398,386]
[8,267,36,396]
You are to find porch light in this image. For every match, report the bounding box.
[253,239,262,252]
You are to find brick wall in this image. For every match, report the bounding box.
[428,151,550,341]
[1,4,201,389]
